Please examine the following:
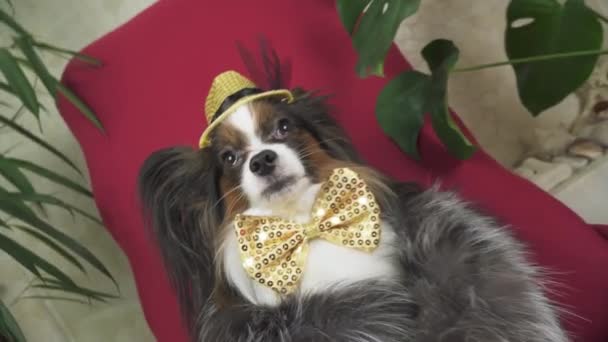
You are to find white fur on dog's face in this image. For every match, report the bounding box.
[223,104,311,211]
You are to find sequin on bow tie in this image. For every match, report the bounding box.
[234,168,381,295]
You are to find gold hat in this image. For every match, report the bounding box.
[199,70,294,148]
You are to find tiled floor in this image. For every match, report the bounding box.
[1,1,606,341]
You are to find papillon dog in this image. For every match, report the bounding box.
[139,79,566,341]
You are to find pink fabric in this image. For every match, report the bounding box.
[58,0,608,341]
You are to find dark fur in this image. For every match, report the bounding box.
[139,93,566,341]
[139,146,221,331]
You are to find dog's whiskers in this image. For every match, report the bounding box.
[214,185,243,208]
[297,149,327,159]
[224,192,246,217]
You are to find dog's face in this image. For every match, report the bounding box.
[210,99,344,212]
[139,91,401,316]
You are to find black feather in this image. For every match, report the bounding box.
[236,36,292,90]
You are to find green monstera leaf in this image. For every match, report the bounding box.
[506,0,604,115]
[338,0,421,77]
[376,71,431,160]
[337,0,369,34]
[376,40,475,160]
[422,39,475,160]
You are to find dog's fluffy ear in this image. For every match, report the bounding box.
[138,146,221,330]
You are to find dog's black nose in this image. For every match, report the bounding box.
[250,150,277,176]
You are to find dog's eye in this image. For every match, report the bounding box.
[275,118,291,139]
[221,151,238,166]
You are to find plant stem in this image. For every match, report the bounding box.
[10,277,36,307]
[32,41,102,66]
[453,49,608,73]
[592,9,608,24]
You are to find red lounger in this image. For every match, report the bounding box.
[57,1,608,341]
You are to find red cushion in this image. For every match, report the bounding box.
[58,1,608,341]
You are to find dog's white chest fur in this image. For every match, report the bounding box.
[222,183,401,306]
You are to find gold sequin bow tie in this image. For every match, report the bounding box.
[234,168,381,295]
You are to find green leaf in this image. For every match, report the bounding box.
[0,159,45,213]
[11,192,102,225]
[0,114,82,175]
[0,217,10,229]
[2,0,15,14]
[56,83,104,132]
[0,81,16,96]
[0,48,39,115]
[421,39,475,159]
[351,0,420,77]
[376,71,431,159]
[14,57,103,131]
[0,161,35,195]
[506,0,604,115]
[32,41,102,67]
[0,232,77,286]
[337,0,370,34]
[0,85,45,123]
[0,195,117,288]
[33,278,118,302]
[3,82,48,106]
[15,37,58,97]
[0,185,39,222]
[19,295,89,305]
[0,300,26,342]
[14,37,54,130]
[5,106,27,127]
[1,157,92,197]
[13,224,86,274]
[0,7,29,36]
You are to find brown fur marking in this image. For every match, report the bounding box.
[213,122,247,151]
[250,101,278,138]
